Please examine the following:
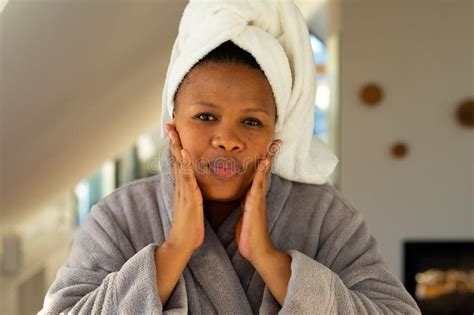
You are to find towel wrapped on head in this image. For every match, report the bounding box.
[160,0,339,184]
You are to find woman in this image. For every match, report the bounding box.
[41,1,421,314]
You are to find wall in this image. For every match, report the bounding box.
[0,1,187,227]
[338,0,473,279]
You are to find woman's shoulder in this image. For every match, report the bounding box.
[78,175,167,248]
[98,175,162,209]
[274,174,360,218]
[90,175,164,229]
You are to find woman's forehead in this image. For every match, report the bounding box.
[177,62,276,111]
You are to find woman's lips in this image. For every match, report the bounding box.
[212,166,239,177]
[208,158,243,180]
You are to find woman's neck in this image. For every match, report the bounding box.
[203,198,242,231]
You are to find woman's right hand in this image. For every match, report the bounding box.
[164,123,205,253]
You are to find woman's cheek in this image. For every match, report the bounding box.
[180,129,210,170]
[177,126,201,151]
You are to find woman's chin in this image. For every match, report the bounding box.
[200,186,242,202]
[195,170,254,202]
[197,179,246,202]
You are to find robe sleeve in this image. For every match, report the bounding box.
[39,202,187,314]
[259,195,421,314]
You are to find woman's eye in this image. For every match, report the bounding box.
[195,113,216,121]
[243,118,262,127]
[193,113,262,127]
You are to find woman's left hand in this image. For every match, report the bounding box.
[235,139,282,265]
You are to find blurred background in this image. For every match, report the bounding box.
[0,0,472,314]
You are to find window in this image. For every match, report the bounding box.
[310,33,330,143]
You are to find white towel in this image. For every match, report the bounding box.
[160,0,339,184]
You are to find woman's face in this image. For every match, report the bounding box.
[172,61,277,202]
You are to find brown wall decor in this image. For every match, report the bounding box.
[456,99,474,128]
[359,83,383,107]
[391,142,409,159]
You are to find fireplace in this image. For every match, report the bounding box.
[403,240,474,315]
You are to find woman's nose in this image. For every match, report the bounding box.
[211,131,244,152]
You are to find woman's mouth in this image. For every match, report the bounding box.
[208,158,243,180]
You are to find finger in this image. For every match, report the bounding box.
[181,149,204,216]
[164,124,179,180]
[243,159,268,218]
[165,123,184,183]
[255,139,281,177]
[252,158,269,195]
[166,123,184,149]
[262,139,282,176]
[167,126,199,205]
[180,149,201,196]
[267,139,283,159]
[250,140,282,199]
[179,148,195,182]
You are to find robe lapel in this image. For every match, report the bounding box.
[187,217,253,314]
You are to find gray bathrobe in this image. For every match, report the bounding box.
[40,148,421,314]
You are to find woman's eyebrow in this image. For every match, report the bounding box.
[192,101,271,116]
